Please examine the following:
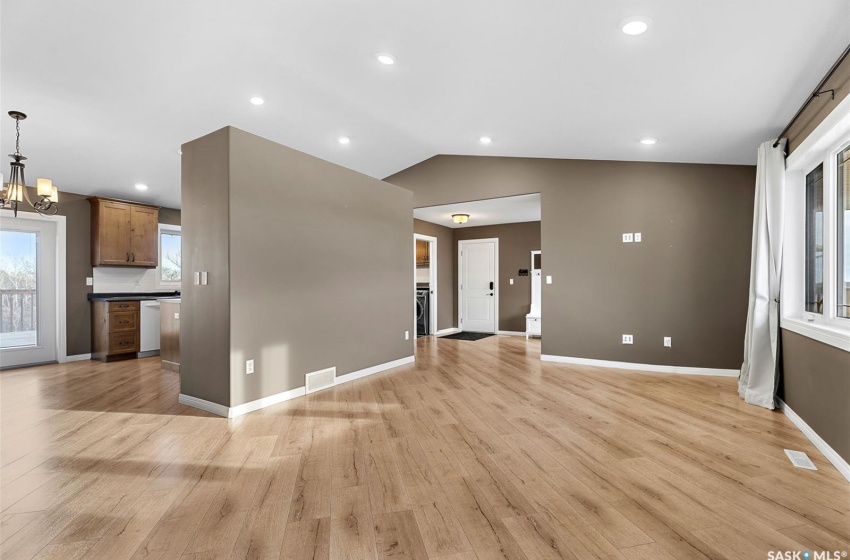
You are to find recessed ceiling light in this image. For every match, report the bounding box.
[375,52,396,65]
[479,136,492,145]
[620,16,652,35]
[135,183,149,191]
[338,136,351,145]
[250,96,265,106]
[640,137,658,145]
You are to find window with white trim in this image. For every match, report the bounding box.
[782,94,850,352]
[158,224,181,287]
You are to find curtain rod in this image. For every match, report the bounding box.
[773,43,850,148]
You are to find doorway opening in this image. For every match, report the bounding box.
[414,234,437,337]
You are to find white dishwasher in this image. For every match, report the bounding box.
[140,300,161,355]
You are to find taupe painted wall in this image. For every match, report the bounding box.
[181,127,414,408]
[181,128,231,407]
[413,219,453,331]
[387,156,755,369]
[453,222,541,333]
[15,187,180,356]
[778,51,850,464]
[786,49,850,154]
[779,330,850,462]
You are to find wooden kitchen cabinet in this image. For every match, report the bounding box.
[92,300,140,361]
[89,197,159,267]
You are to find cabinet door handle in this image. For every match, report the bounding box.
[126,252,130,262]
[131,253,135,262]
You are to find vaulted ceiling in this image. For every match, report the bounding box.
[2,0,848,208]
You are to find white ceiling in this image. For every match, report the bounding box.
[2,1,848,209]
[415,193,541,228]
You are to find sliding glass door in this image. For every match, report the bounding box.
[0,215,57,368]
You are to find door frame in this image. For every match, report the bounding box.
[0,209,67,365]
[458,238,499,333]
[413,233,438,335]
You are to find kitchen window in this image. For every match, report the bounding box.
[158,224,181,287]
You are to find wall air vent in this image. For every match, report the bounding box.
[784,449,818,470]
[306,367,336,394]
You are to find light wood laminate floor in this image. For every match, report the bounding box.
[1,335,848,560]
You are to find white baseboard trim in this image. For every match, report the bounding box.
[61,353,91,363]
[540,354,739,377]
[778,398,850,483]
[178,394,231,417]
[435,328,460,336]
[230,386,307,418]
[179,355,416,419]
[335,355,415,386]
[496,330,526,336]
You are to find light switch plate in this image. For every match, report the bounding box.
[510,278,514,285]
[246,359,254,375]
[634,232,642,242]
[174,312,180,319]
[664,336,671,347]
[546,275,553,284]
[622,233,634,243]
[193,272,200,285]
[622,334,634,344]
[200,271,208,285]
[405,330,409,341]
[86,277,93,286]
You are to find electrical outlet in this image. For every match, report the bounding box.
[86,277,93,286]
[405,330,409,341]
[622,334,634,344]
[664,336,672,347]
[174,312,179,319]
[634,232,642,242]
[622,233,634,243]
[246,359,254,374]
[510,278,514,285]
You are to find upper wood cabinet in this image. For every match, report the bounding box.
[415,239,430,266]
[89,197,160,267]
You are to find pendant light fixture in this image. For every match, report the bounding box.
[1,111,58,217]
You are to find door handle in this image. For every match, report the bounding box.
[487,293,494,296]
[489,281,494,290]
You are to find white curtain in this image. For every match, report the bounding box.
[739,139,786,409]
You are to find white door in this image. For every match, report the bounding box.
[0,216,58,367]
[459,239,497,333]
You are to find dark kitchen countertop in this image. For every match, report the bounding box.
[88,291,180,302]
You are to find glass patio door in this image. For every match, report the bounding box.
[0,216,57,368]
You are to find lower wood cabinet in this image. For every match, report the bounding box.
[92,301,140,362]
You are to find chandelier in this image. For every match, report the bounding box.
[1,111,58,217]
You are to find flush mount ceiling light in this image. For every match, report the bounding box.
[479,136,493,145]
[135,183,149,191]
[640,137,658,145]
[1,111,58,217]
[452,213,470,224]
[338,136,351,145]
[375,52,396,65]
[249,96,265,106]
[620,16,652,35]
